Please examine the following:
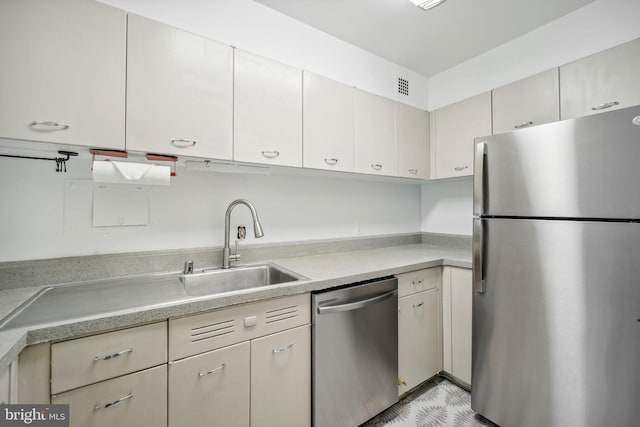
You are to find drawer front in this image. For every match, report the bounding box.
[51,322,167,394]
[169,294,310,360]
[169,341,250,427]
[397,268,441,297]
[51,365,167,427]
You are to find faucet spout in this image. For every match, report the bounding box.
[223,199,264,268]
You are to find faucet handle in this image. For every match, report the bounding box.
[184,260,194,274]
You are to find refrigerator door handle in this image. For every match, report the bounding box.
[473,218,485,293]
[473,141,487,216]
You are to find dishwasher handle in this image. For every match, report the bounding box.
[316,289,397,315]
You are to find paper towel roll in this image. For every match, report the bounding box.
[92,160,170,186]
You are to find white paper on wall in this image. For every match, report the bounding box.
[93,185,149,227]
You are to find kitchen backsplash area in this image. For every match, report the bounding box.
[0,153,424,264]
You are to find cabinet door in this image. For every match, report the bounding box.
[0,0,126,149]
[560,38,640,120]
[398,289,439,395]
[51,365,167,427]
[431,92,491,179]
[251,325,310,427]
[234,50,302,167]
[0,360,18,405]
[354,89,396,176]
[396,103,429,179]
[493,68,559,134]
[303,72,354,172]
[126,14,233,159]
[169,342,250,427]
[443,267,473,385]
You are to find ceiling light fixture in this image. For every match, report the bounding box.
[410,0,448,11]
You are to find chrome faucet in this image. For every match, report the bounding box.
[223,199,264,268]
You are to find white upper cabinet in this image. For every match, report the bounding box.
[395,103,429,179]
[492,68,560,135]
[354,89,396,176]
[126,14,233,159]
[234,50,302,167]
[431,92,492,179]
[0,0,126,149]
[560,38,640,120]
[302,72,354,172]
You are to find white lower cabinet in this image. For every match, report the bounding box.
[0,360,18,404]
[51,365,167,427]
[396,268,441,396]
[169,342,250,427]
[442,267,472,385]
[398,289,439,395]
[168,294,311,427]
[251,325,311,427]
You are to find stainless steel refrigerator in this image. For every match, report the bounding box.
[471,105,640,427]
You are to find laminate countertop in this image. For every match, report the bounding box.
[0,243,471,372]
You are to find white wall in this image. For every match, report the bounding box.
[0,154,421,262]
[428,0,640,110]
[97,0,429,110]
[421,178,473,236]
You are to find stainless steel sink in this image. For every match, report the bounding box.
[0,263,305,331]
[181,264,304,296]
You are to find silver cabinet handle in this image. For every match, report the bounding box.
[371,164,382,171]
[94,392,133,410]
[199,363,226,377]
[514,121,533,129]
[412,302,424,309]
[30,121,70,130]
[412,279,423,285]
[261,150,280,158]
[317,289,397,315]
[272,343,294,354]
[473,141,486,216]
[408,169,418,175]
[592,101,619,111]
[324,158,338,166]
[454,165,469,172]
[473,218,485,293]
[171,138,197,147]
[94,347,133,362]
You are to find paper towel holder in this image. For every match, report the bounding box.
[0,150,78,172]
[90,149,178,177]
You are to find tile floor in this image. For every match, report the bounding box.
[361,377,495,427]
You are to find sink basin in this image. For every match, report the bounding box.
[0,263,305,331]
[181,263,304,296]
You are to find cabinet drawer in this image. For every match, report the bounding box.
[51,322,167,394]
[168,341,250,427]
[169,294,310,360]
[51,365,167,427]
[396,268,441,297]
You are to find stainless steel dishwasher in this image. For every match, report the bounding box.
[312,277,398,427]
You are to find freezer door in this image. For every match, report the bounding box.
[472,218,640,427]
[474,105,640,219]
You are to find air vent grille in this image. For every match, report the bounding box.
[190,319,235,343]
[398,77,409,96]
[265,304,299,324]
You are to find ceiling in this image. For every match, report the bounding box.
[254,0,598,77]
